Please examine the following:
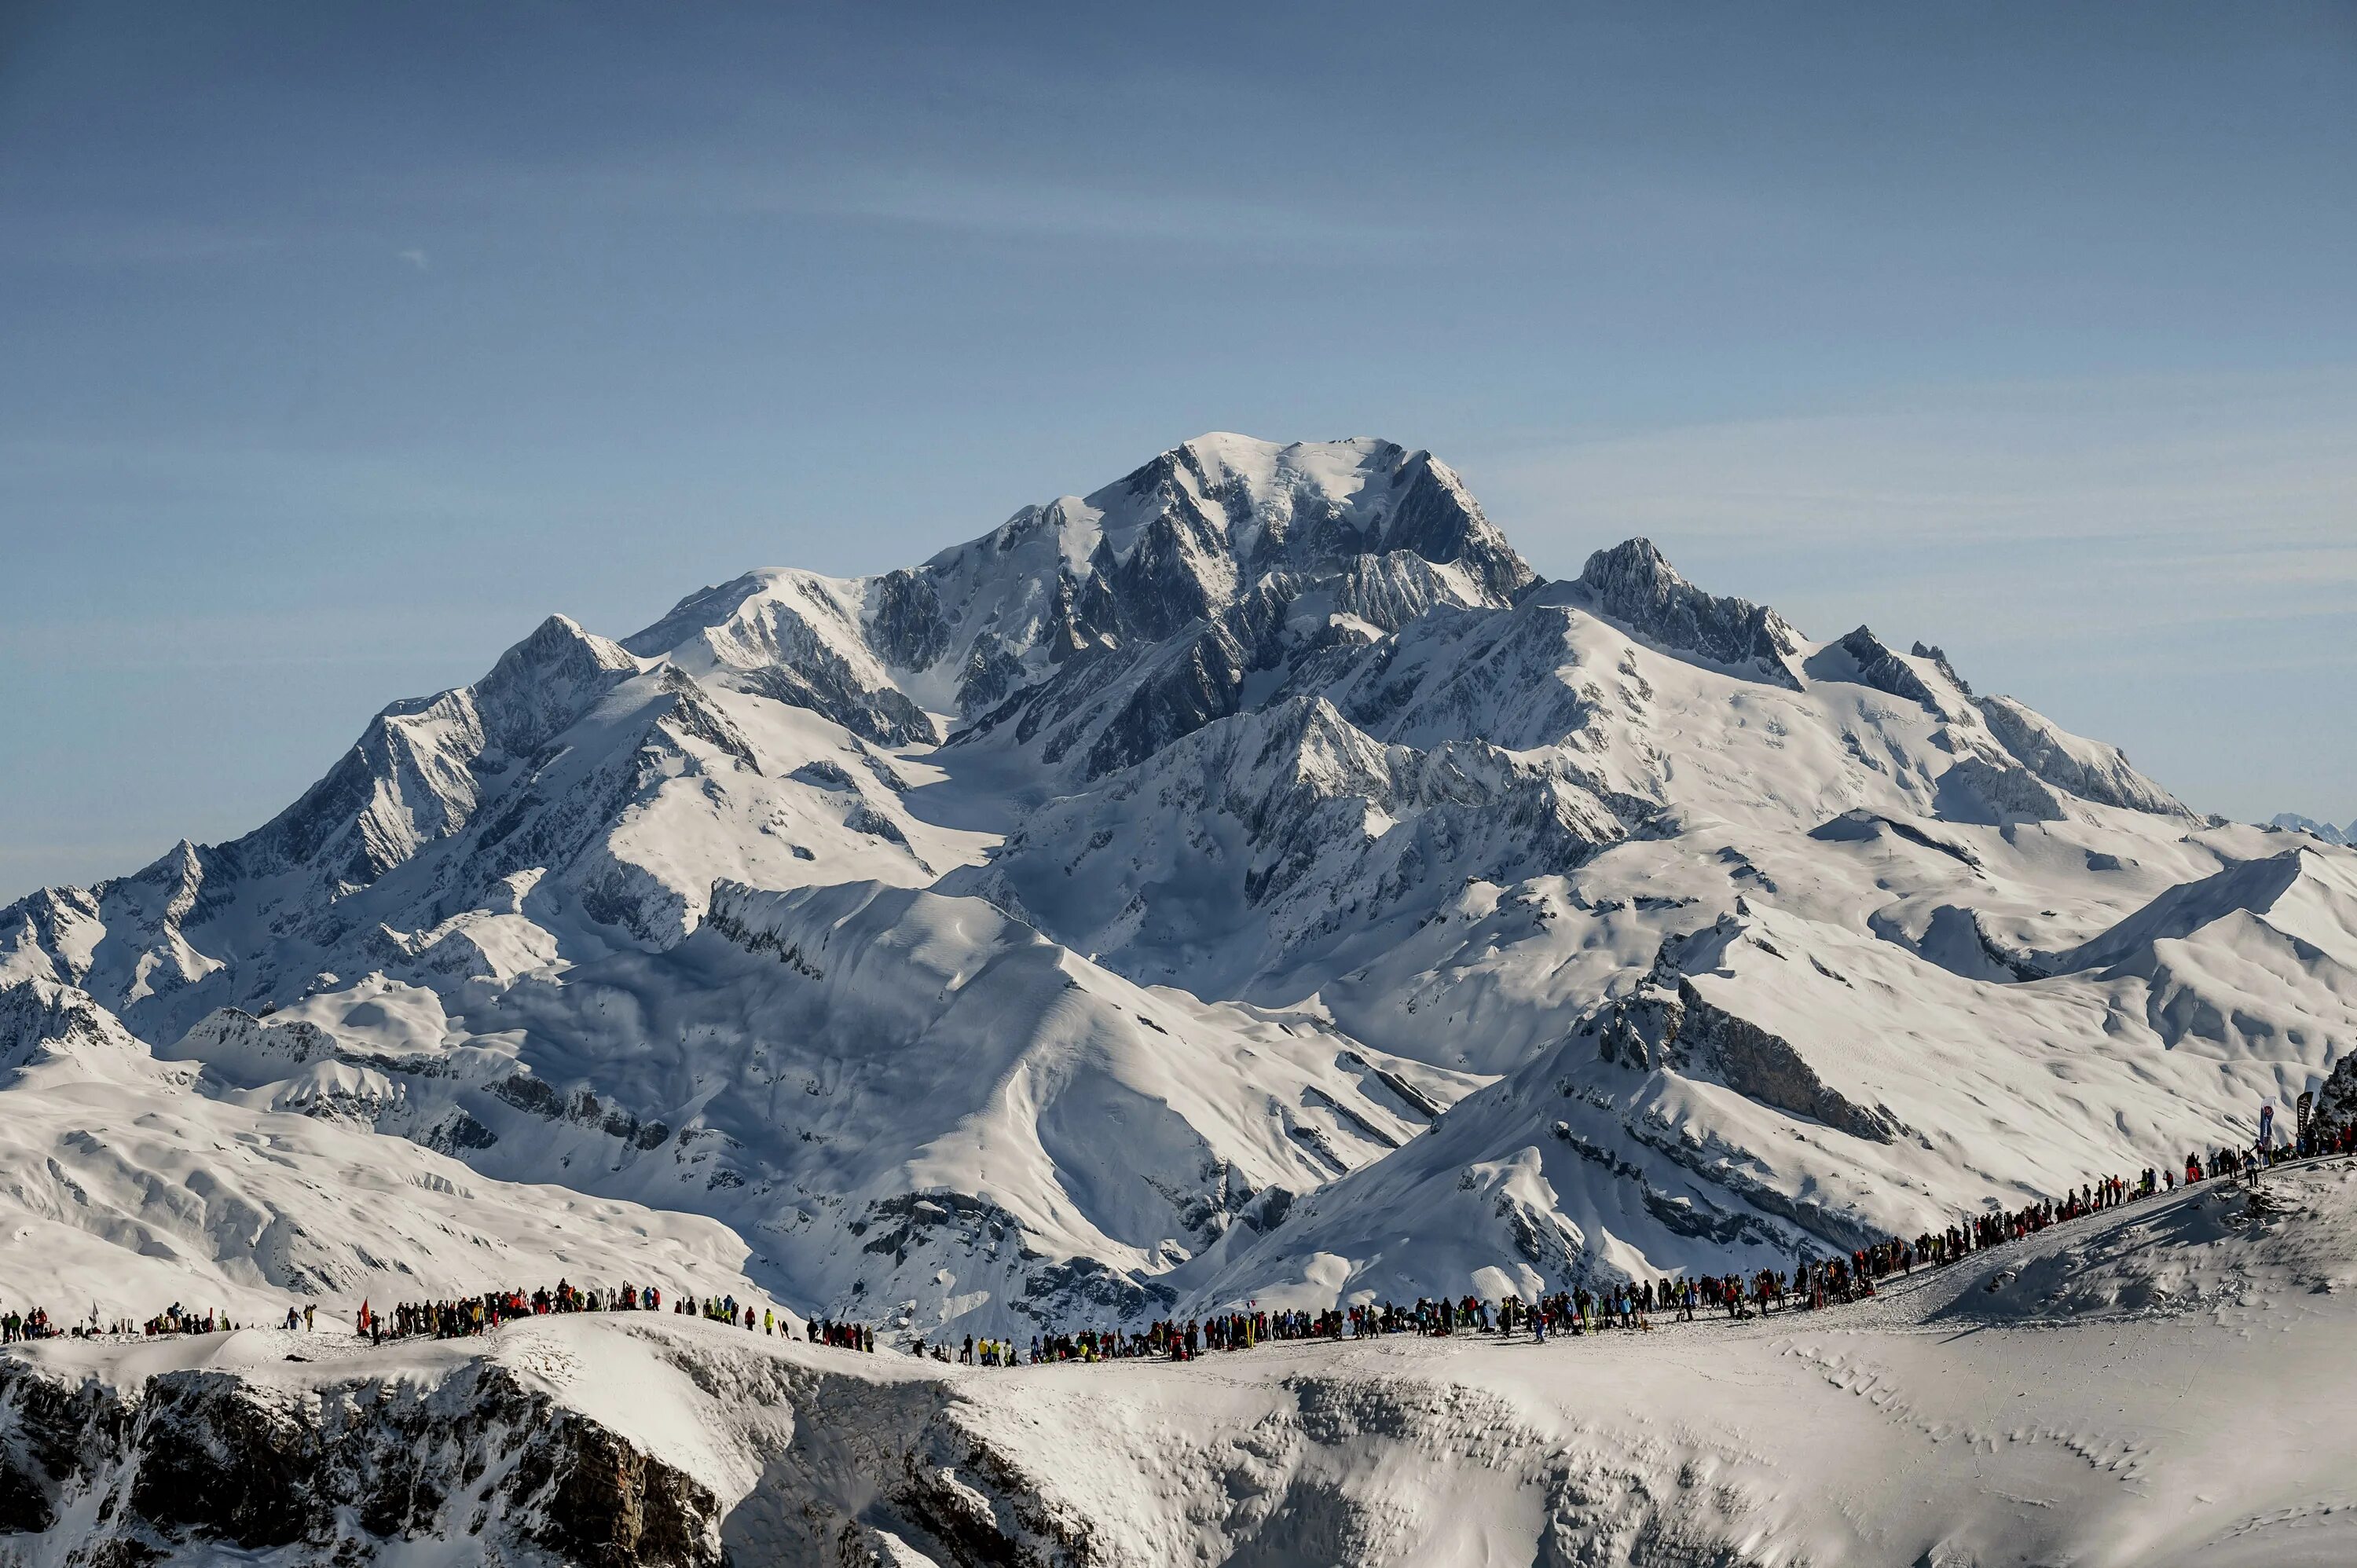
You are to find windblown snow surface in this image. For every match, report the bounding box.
[5,433,2356,1562]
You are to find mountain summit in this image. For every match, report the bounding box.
[1,433,2344,1341]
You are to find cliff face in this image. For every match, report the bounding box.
[0,1352,720,1566]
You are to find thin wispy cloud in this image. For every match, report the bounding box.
[397,247,430,270]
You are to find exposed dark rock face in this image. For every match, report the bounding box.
[1106,505,1226,643]
[1071,442,1530,665]
[655,669,764,775]
[1578,965,1899,1146]
[867,568,951,672]
[1911,640,1973,696]
[956,635,1028,715]
[0,1355,721,1566]
[738,657,936,749]
[1372,451,1534,603]
[1586,987,1684,1072]
[790,759,863,793]
[1,979,140,1073]
[1817,626,1941,710]
[1575,540,1801,690]
[1673,981,1901,1144]
[2319,1052,2357,1126]
[845,804,911,848]
[532,1422,720,1568]
[1043,572,1116,664]
[1082,584,1295,781]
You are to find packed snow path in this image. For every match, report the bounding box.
[6,1158,2352,1565]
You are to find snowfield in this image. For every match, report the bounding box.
[7,1160,2353,1566]
[3,431,2355,1561]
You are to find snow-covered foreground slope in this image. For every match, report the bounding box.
[8,1160,2353,1566]
[3,432,2355,1349]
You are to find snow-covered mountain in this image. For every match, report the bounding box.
[5,432,2353,1346]
[2272,811,2355,847]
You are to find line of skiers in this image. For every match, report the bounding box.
[350,1279,674,1343]
[146,1303,234,1336]
[350,1285,827,1345]
[981,1141,2348,1364]
[13,1127,2349,1362]
[810,1317,876,1352]
[4,1303,229,1342]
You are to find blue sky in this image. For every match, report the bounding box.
[3,2,2353,898]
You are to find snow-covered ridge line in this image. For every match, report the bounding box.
[9,1161,2356,1566]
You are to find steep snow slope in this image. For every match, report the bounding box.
[2,431,2352,1346]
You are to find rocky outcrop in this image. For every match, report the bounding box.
[0,1354,720,1566]
[1813,625,1941,709]
[1911,640,1973,696]
[2319,1051,2357,1126]
[1673,980,1902,1144]
[866,567,951,672]
[0,979,145,1076]
[955,634,1028,715]
[1081,582,1296,780]
[1575,539,1802,690]
[1365,449,1534,602]
[1580,969,1899,1145]
[737,653,935,748]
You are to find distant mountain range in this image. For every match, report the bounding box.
[2273,812,2356,847]
[6,433,2354,1340]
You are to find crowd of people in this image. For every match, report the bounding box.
[2,1306,57,1342]
[338,1284,882,1350]
[348,1280,838,1343]
[5,1302,210,1342]
[937,1131,2355,1367]
[4,1124,2350,1365]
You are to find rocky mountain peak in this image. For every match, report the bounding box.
[473,614,642,758]
[1574,537,1802,689]
[1809,625,1943,711]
